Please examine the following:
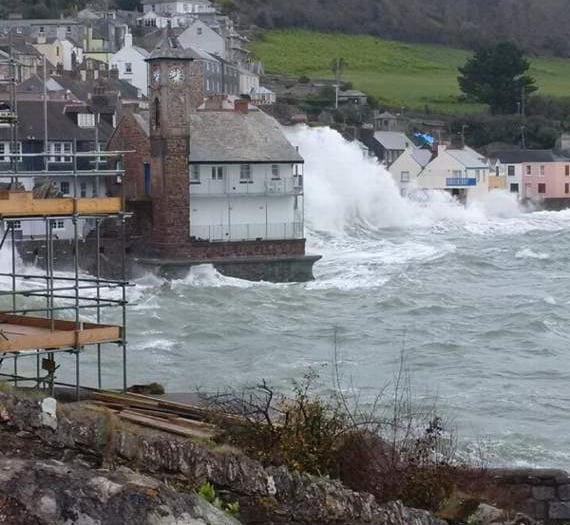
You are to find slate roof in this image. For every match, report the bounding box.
[446,147,489,169]
[489,149,562,163]
[0,100,113,142]
[188,108,303,164]
[373,131,411,151]
[147,29,195,61]
[410,148,432,167]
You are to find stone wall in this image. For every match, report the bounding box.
[459,468,570,524]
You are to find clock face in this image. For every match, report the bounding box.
[168,66,185,84]
[151,66,160,86]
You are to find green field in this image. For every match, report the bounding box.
[250,30,570,115]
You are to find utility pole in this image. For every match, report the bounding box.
[334,57,340,110]
[521,85,526,117]
[521,126,527,149]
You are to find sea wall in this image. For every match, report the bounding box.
[458,468,570,524]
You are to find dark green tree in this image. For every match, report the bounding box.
[458,41,537,114]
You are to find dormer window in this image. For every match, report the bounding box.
[197,27,203,35]
[78,113,95,128]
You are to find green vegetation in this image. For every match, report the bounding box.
[458,42,537,114]
[198,482,240,516]
[251,29,570,115]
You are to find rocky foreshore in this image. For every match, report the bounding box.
[0,388,551,525]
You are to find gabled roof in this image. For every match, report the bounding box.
[446,147,488,169]
[410,148,432,168]
[376,111,397,119]
[373,131,411,151]
[188,107,303,164]
[489,149,561,163]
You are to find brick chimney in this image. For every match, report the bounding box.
[234,98,249,114]
[204,94,226,110]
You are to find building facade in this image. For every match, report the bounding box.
[107,34,318,280]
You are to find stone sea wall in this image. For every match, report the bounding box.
[484,469,570,524]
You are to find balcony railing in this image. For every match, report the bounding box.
[191,177,303,197]
[191,222,304,242]
[446,177,476,187]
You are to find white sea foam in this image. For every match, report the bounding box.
[515,248,550,260]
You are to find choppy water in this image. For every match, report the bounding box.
[2,126,570,469]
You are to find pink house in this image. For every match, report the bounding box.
[520,159,570,201]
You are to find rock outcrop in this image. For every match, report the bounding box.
[0,457,242,525]
[0,389,447,525]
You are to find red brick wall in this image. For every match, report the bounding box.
[150,135,191,252]
[107,113,151,202]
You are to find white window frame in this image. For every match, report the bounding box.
[190,165,201,183]
[240,164,252,183]
[54,220,65,230]
[80,181,87,198]
[400,171,410,183]
[451,169,463,178]
[49,142,72,163]
[271,164,280,180]
[211,166,224,180]
[60,181,70,195]
[125,62,132,74]
[526,165,532,176]
[507,165,515,176]
[0,142,22,162]
[78,113,95,128]
[539,165,545,177]
[10,220,21,230]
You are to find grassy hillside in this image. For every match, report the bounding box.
[234,0,570,57]
[251,30,570,115]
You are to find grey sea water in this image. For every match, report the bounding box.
[2,126,570,468]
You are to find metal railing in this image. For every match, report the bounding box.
[191,177,303,196]
[191,222,304,242]
[446,177,477,187]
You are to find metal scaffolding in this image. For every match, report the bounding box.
[0,50,131,399]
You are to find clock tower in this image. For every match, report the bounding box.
[145,31,202,255]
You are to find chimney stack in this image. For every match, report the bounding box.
[234,98,249,114]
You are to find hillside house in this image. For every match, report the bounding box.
[388,146,432,195]
[0,38,44,82]
[412,145,490,202]
[142,0,216,16]
[110,32,150,95]
[490,150,570,206]
[361,130,412,167]
[33,37,84,71]
[178,19,225,58]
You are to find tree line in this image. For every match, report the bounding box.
[233,0,570,57]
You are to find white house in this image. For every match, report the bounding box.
[388,147,432,195]
[238,66,259,97]
[178,19,225,58]
[110,32,149,96]
[249,86,275,105]
[410,145,491,202]
[188,98,304,242]
[142,0,216,15]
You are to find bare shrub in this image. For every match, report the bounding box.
[204,342,461,512]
